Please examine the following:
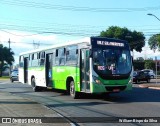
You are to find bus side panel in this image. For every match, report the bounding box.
[52,66,80,91]
[28,67,46,87]
[36,67,46,87]
[52,66,65,90]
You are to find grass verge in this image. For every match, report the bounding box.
[0,76,10,80]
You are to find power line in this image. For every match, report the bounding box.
[0,22,100,31]
[1,17,160,38]
[2,40,53,45]
[0,17,107,30]
[0,23,99,37]
[2,17,160,30]
[0,28,159,38]
[0,22,160,38]
[0,21,104,32]
[0,29,43,37]
[1,0,160,12]
[0,23,103,36]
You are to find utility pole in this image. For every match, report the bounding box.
[8,38,11,75]
[147,13,160,84]
[8,38,11,49]
[33,40,40,49]
[147,13,160,22]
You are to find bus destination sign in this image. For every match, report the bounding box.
[97,40,124,47]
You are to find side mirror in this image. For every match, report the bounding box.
[131,56,133,63]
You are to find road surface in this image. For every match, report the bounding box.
[0,80,160,126]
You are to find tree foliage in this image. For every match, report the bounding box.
[133,59,155,71]
[100,26,145,52]
[0,44,14,76]
[136,57,144,61]
[144,59,155,70]
[148,34,160,51]
[133,60,145,70]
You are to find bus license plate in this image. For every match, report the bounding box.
[113,89,120,92]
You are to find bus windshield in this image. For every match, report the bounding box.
[92,48,132,76]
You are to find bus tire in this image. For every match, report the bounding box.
[70,81,79,99]
[147,79,150,83]
[31,78,40,92]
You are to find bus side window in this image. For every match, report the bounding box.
[38,52,40,59]
[54,48,65,66]
[31,53,39,67]
[66,50,71,61]
[55,49,59,65]
[59,48,65,65]
[40,59,45,66]
[40,52,45,66]
[32,54,34,60]
[28,54,32,67]
[66,45,78,65]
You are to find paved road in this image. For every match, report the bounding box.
[0,80,160,126]
[0,80,70,126]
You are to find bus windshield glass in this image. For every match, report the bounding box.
[92,48,132,76]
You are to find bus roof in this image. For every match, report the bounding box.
[19,37,129,55]
[20,37,90,55]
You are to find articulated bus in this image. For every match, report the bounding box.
[19,37,132,99]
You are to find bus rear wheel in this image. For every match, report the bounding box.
[31,78,40,92]
[70,81,79,99]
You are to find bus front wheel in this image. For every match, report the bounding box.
[70,81,79,99]
[31,78,40,92]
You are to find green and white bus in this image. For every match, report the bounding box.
[19,37,132,98]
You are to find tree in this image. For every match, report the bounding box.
[100,26,145,52]
[144,59,155,70]
[0,44,14,76]
[133,60,145,70]
[136,57,144,61]
[148,34,160,52]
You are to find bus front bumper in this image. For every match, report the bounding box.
[91,82,132,94]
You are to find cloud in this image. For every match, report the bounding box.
[133,46,160,60]
[0,30,58,64]
[0,30,87,65]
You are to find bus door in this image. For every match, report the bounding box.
[80,49,90,93]
[46,53,53,87]
[24,57,29,83]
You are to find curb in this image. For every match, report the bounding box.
[148,87,160,90]
[139,84,160,90]
[139,85,149,88]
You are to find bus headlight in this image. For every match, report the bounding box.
[93,76,102,84]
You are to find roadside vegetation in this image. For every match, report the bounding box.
[0,76,10,80]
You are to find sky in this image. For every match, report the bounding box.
[0,0,160,64]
